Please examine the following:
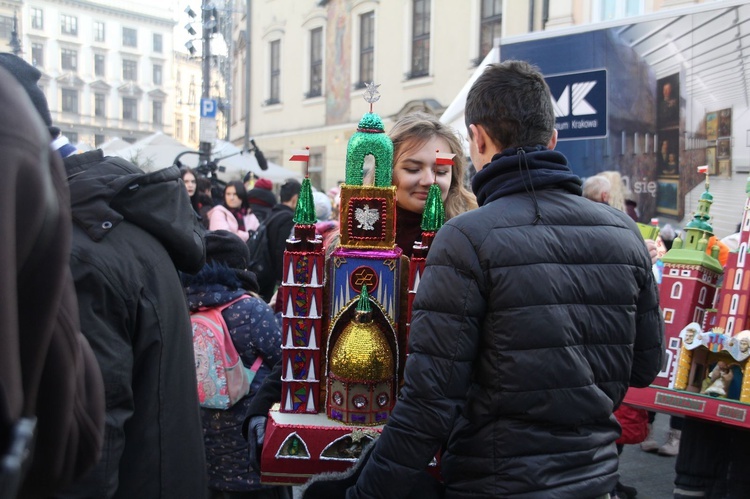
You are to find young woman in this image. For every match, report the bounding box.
[207,180,259,241]
[388,111,477,256]
[181,167,214,227]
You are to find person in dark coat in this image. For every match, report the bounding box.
[0,59,105,499]
[246,177,278,223]
[306,60,664,499]
[58,149,208,498]
[261,179,301,302]
[182,230,290,499]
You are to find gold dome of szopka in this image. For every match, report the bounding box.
[329,286,394,382]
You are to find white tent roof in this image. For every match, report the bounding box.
[108,132,301,184]
[98,137,131,155]
[439,46,500,154]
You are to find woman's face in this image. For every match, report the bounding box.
[393,136,452,214]
[183,172,196,197]
[224,185,242,209]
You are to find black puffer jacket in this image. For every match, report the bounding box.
[61,151,208,498]
[350,149,663,499]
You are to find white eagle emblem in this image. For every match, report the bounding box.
[355,204,380,230]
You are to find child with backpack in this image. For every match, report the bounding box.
[182,230,291,499]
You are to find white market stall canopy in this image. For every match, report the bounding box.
[109,132,301,184]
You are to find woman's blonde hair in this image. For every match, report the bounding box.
[389,112,477,219]
[598,170,631,214]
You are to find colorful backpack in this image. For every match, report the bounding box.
[191,295,263,410]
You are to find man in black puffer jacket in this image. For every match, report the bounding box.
[336,61,664,499]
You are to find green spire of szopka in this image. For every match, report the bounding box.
[357,284,372,314]
[421,183,445,232]
[662,185,723,274]
[293,177,317,225]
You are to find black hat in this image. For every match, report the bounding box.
[0,53,52,127]
[247,187,277,208]
[205,230,251,270]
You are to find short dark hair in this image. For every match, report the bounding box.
[280,179,301,203]
[465,60,555,150]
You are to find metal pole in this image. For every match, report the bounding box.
[243,0,251,153]
[199,0,212,164]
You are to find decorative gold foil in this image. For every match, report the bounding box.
[329,320,394,382]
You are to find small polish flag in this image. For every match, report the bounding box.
[697,165,708,174]
[435,151,456,166]
[289,148,310,162]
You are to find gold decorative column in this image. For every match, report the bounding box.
[674,347,693,390]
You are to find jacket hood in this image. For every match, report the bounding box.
[182,262,257,311]
[64,150,205,273]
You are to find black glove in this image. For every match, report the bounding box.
[247,415,267,472]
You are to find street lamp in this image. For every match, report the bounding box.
[185,23,197,36]
[184,5,197,18]
[185,41,197,56]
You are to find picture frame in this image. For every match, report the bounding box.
[657,74,680,128]
[657,129,680,177]
[706,146,717,175]
[706,112,718,141]
[656,179,679,216]
[717,138,731,158]
[718,108,732,137]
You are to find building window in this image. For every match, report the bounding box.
[61,48,77,71]
[670,282,682,299]
[94,54,105,77]
[175,118,183,140]
[122,59,137,81]
[31,8,44,29]
[0,16,11,40]
[308,28,323,98]
[681,270,691,277]
[94,93,105,117]
[153,64,162,85]
[152,101,163,125]
[693,308,705,325]
[31,43,44,67]
[122,27,137,48]
[122,97,137,121]
[357,11,374,88]
[188,76,196,105]
[410,0,430,79]
[66,132,78,143]
[594,0,644,22]
[663,309,674,324]
[61,14,77,36]
[268,39,280,105]
[727,317,736,335]
[94,134,105,147]
[731,294,740,314]
[309,152,324,191]
[734,269,743,290]
[153,33,163,53]
[61,88,78,113]
[189,118,197,142]
[94,21,105,42]
[479,0,502,61]
[698,287,707,305]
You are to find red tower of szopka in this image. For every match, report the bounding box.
[405,150,450,353]
[704,177,750,336]
[656,182,723,389]
[279,150,326,413]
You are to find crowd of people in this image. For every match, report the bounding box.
[4,48,746,499]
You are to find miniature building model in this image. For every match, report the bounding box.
[625,175,750,428]
[261,85,447,483]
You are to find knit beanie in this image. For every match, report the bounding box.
[0,53,52,128]
[205,230,251,270]
[247,187,277,208]
[254,178,273,190]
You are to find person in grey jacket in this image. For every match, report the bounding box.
[305,60,663,499]
[58,150,208,498]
